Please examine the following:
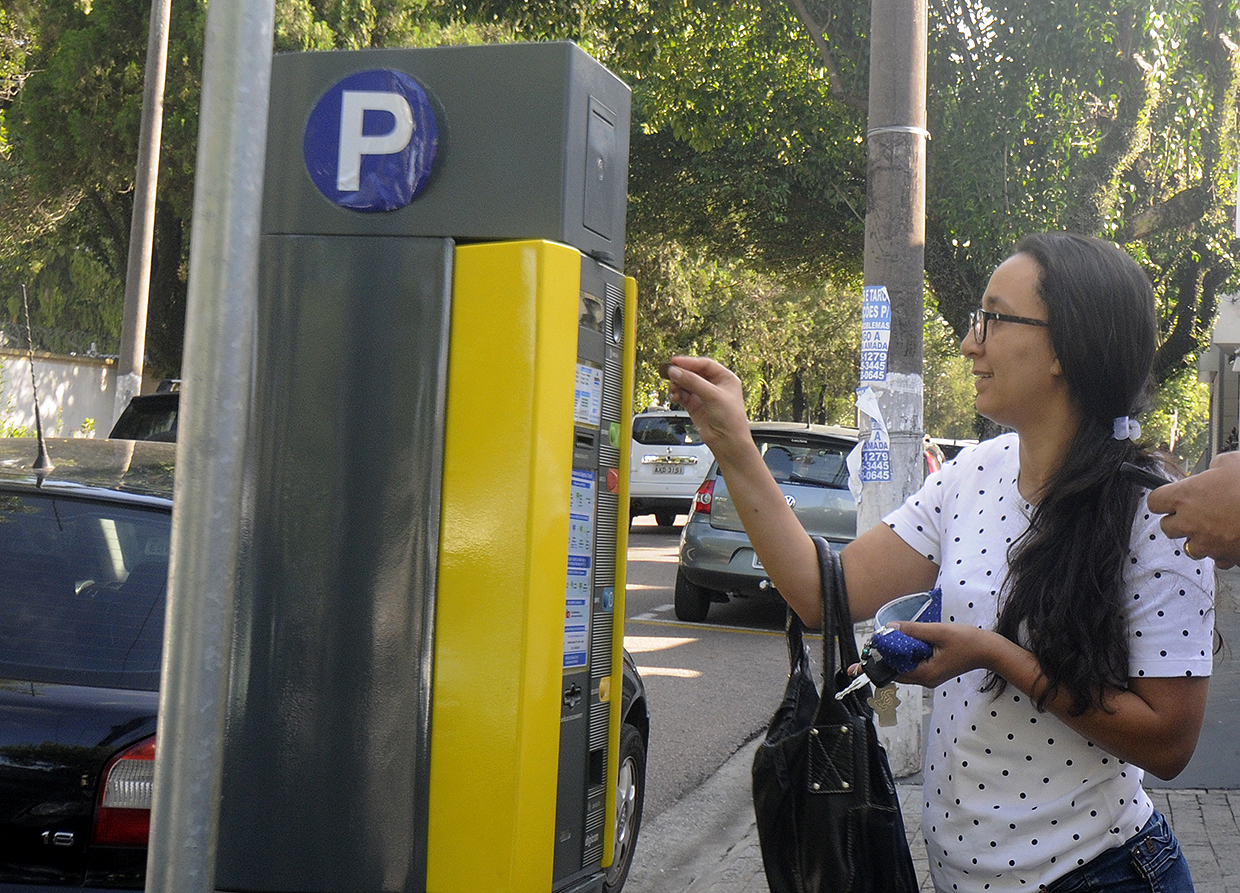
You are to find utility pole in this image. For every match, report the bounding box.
[114,0,172,424]
[858,0,928,775]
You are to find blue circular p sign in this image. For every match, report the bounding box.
[303,69,439,212]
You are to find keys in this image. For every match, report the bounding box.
[837,670,874,700]
[835,627,930,701]
[835,648,899,700]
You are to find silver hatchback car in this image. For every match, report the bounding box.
[675,422,858,621]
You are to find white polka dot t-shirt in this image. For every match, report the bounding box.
[885,433,1214,893]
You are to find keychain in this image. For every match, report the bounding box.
[836,588,941,711]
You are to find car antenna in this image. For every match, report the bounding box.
[20,284,53,476]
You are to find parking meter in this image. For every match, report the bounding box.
[214,43,634,893]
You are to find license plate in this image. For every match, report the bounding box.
[652,465,684,475]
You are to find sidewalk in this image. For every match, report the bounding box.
[624,568,1240,893]
[626,739,1240,893]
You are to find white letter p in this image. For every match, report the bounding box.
[336,91,415,192]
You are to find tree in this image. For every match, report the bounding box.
[0,0,206,374]
[911,0,1239,387]
[4,0,1235,437]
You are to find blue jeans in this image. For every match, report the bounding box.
[1045,811,1194,893]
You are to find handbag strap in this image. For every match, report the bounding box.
[783,604,808,672]
[812,536,861,696]
[779,537,861,692]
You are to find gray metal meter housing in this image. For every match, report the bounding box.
[262,41,630,268]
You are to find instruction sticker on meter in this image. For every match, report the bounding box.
[564,469,596,669]
[574,363,603,428]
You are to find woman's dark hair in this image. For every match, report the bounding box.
[985,233,1157,715]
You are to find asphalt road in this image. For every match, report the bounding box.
[623,516,799,822]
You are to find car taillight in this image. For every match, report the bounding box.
[93,736,155,846]
[693,479,715,515]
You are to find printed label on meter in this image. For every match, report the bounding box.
[574,363,603,428]
[564,469,596,669]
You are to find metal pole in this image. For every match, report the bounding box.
[115,0,171,425]
[145,0,273,889]
[859,0,928,775]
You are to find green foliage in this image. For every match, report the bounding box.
[920,0,1240,386]
[1,0,1234,445]
[922,298,976,440]
[0,0,205,377]
[629,238,861,424]
[1144,363,1212,470]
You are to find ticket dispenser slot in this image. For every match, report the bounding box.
[216,42,633,893]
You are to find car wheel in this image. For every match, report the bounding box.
[654,509,677,528]
[603,723,646,893]
[674,569,711,622]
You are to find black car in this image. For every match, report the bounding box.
[0,438,173,889]
[0,438,648,891]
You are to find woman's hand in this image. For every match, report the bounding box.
[661,356,825,625]
[885,620,999,687]
[662,357,755,466]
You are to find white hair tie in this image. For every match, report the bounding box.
[1112,416,1141,440]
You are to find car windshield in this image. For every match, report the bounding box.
[0,492,170,691]
[110,399,178,441]
[756,436,851,489]
[633,416,704,446]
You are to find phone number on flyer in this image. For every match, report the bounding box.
[860,446,891,481]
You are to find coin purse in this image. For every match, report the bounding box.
[863,588,941,679]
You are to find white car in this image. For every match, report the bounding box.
[628,410,714,527]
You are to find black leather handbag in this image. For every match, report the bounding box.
[751,537,920,893]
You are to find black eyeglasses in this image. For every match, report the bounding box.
[970,308,1049,344]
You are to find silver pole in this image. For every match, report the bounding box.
[146,0,274,889]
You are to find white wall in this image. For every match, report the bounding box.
[1,348,116,437]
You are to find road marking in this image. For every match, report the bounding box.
[631,603,675,621]
[626,617,814,638]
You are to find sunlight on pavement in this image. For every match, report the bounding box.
[623,635,703,678]
[632,666,703,679]
[623,635,697,653]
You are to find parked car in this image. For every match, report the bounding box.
[0,437,649,892]
[629,409,714,527]
[0,438,173,889]
[675,421,858,622]
[107,380,180,442]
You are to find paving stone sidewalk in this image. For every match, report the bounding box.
[649,778,1240,893]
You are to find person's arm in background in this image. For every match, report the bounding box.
[1148,450,1240,568]
[664,357,938,626]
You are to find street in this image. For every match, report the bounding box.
[623,516,799,821]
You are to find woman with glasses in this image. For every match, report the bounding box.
[664,232,1213,893]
